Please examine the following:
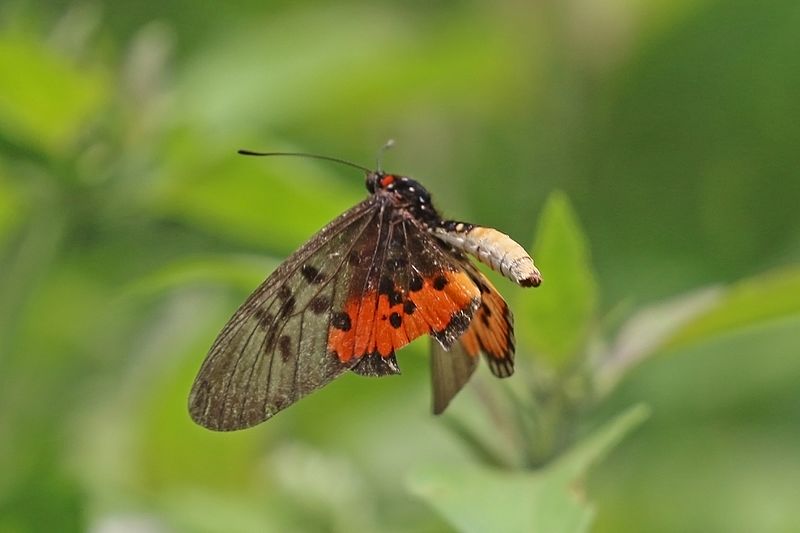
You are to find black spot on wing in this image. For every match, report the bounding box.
[347,250,362,266]
[281,296,296,316]
[389,291,403,306]
[309,295,329,315]
[378,276,393,295]
[301,264,325,284]
[332,312,352,331]
[278,335,292,361]
[277,285,292,300]
[253,310,274,331]
[385,257,407,270]
[378,275,404,306]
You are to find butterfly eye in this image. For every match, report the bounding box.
[366,172,380,193]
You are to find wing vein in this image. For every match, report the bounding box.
[351,201,389,357]
[211,199,376,349]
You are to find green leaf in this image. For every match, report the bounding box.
[161,490,287,533]
[596,267,800,396]
[121,255,279,300]
[0,169,22,239]
[152,141,362,252]
[596,286,724,396]
[0,34,109,154]
[518,191,598,368]
[176,6,523,132]
[664,267,800,351]
[407,404,649,533]
[440,415,512,469]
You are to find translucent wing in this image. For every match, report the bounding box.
[189,199,378,431]
[430,337,478,414]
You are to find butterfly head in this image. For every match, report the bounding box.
[366,171,395,193]
[367,171,439,225]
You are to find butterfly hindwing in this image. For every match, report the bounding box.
[458,263,515,378]
[427,261,515,414]
[430,337,479,414]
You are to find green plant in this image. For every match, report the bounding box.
[408,192,800,533]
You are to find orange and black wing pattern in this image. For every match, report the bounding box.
[189,199,482,430]
[459,264,515,378]
[429,261,516,413]
[328,206,481,377]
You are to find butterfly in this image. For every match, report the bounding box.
[189,148,542,431]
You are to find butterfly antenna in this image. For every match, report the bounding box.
[237,149,372,173]
[375,139,395,172]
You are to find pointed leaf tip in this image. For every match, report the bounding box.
[519,191,598,368]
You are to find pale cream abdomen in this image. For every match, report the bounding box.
[434,226,542,287]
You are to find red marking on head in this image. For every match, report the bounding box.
[380,174,395,188]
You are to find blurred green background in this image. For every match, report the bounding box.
[2,1,800,532]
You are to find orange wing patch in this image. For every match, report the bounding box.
[459,270,515,378]
[327,269,480,368]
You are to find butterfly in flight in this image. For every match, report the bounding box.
[189,146,542,431]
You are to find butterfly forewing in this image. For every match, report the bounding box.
[189,199,378,430]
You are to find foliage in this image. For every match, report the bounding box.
[1,1,799,532]
[411,191,800,533]
[409,405,650,533]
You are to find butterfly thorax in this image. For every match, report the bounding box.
[367,171,441,227]
[366,170,540,287]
